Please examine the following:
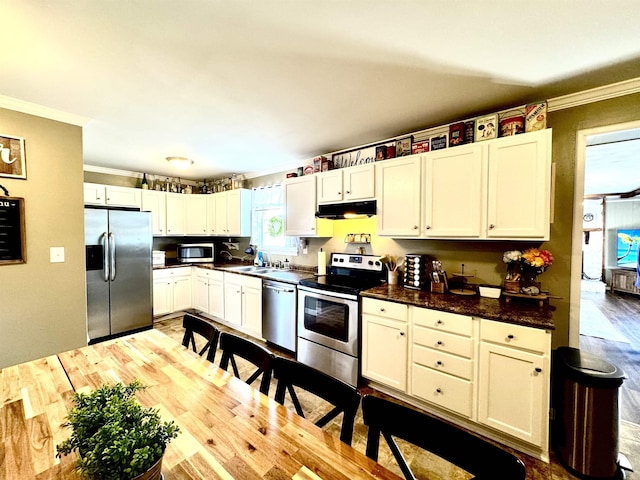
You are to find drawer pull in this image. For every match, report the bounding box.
[436,320,443,326]
[436,341,444,346]
[399,331,405,336]
[436,361,443,367]
[534,367,542,374]
[507,334,515,340]
[435,388,442,394]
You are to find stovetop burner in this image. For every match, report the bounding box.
[298,253,386,295]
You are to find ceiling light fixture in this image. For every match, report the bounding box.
[166,156,193,170]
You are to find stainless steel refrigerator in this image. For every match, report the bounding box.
[85,207,152,342]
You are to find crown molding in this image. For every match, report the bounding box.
[84,164,141,178]
[548,77,640,112]
[0,95,90,126]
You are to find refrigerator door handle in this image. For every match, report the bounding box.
[109,232,116,281]
[101,232,109,282]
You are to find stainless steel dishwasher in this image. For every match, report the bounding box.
[262,280,297,352]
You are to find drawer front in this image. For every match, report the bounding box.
[411,364,472,417]
[195,269,224,281]
[412,344,473,380]
[362,298,408,322]
[413,325,473,358]
[412,307,473,336]
[480,319,549,353]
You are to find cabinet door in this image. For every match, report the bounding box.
[172,275,192,312]
[214,192,229,235]
[362,314,408,391]
[344,164,375,201]
[193,275,210,313]
[206,194,217,235]
[376,156,422,237]
[208,278,225,319]
[317,170,344,203]
[486,129,551,239]
[423,144,484,237]
[224,279,243,326]
[152,276,172,316]
[185,195,208,235]
[477,341,548,446]
[105,186,141,208]
[84,183,106,205]
[165,193,186,236]
[242,286,262,338]
[141,190,167,236]
[284,176,317,236]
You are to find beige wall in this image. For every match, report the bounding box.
[0,108,87,368]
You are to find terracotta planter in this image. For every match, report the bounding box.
[130,456,163,480]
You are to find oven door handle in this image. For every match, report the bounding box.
[298,285,358,302]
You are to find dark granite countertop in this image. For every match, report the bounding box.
[153,262,315,285]
[360,284,554,330]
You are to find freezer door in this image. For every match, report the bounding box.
[85,209,111,340]
[108,210,153,336]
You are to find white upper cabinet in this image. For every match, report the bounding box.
[209,190,252,237]
[317,164,375,204]
[423,143,485,238]
[284,175,332,237]
[165,193,186,236]
[84,183,141,208]
[376,155,422,237]
[185,194,208,235]
[141,190,166,236]
[486,129,552,239]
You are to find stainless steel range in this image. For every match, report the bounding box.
[297,253,385,387]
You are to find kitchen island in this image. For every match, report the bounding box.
[1,329,401,480]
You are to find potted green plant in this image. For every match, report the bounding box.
[57,380,180,480]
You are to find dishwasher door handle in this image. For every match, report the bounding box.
[264,285,295,294]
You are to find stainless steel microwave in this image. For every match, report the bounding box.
[177,243,215,263]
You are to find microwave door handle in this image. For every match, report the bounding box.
[109,232,116,281]
[101,232,109,282]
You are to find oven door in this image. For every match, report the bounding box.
[297,285,358,357]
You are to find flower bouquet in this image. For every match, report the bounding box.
[521,248,554,287]
[502,250,523,293]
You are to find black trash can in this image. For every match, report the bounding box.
[552,346,626,479]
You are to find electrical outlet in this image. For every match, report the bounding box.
[50,246,65,263]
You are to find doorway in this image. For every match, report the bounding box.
[572,122,640,426]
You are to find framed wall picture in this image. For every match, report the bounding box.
[0,134,26,179]
[0,196,26,264]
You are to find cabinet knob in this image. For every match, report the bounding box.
[426,225,431,230]
[535,367,542,373]
[436,388,442,394]
[436,361,443,366]
[436,340,444,346]
[380,308,385,312]
[489,224,495,229]
[399,331,405,336]
[436,320,443,325]
[338,192,342,195]
[413,225,419,230]
[345,190,350,194]
[507,334,514,341]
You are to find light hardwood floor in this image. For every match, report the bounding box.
[155,313,636,480]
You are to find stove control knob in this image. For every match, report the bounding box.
[375,260,381,266]
[368,260,374,265]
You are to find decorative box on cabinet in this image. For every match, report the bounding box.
[284,175,333,237]
[477,319,551,450]
[361,298,408,391]
[410,308,476,418]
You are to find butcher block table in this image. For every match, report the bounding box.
[1,329,401,480]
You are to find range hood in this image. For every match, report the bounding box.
[315,200,377,219]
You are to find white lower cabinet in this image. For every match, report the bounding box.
[477,319,550,449]
[193,268,224,318]
[410,308,475,418]
[152,268,192,316]
[361,300,552,460]
[223,272,262,339]
[361,298,408,391]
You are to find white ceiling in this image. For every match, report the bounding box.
[2,1,640,181]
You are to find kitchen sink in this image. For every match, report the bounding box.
[224,265,277,274]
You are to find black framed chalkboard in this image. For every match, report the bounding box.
[0,196,26,264]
